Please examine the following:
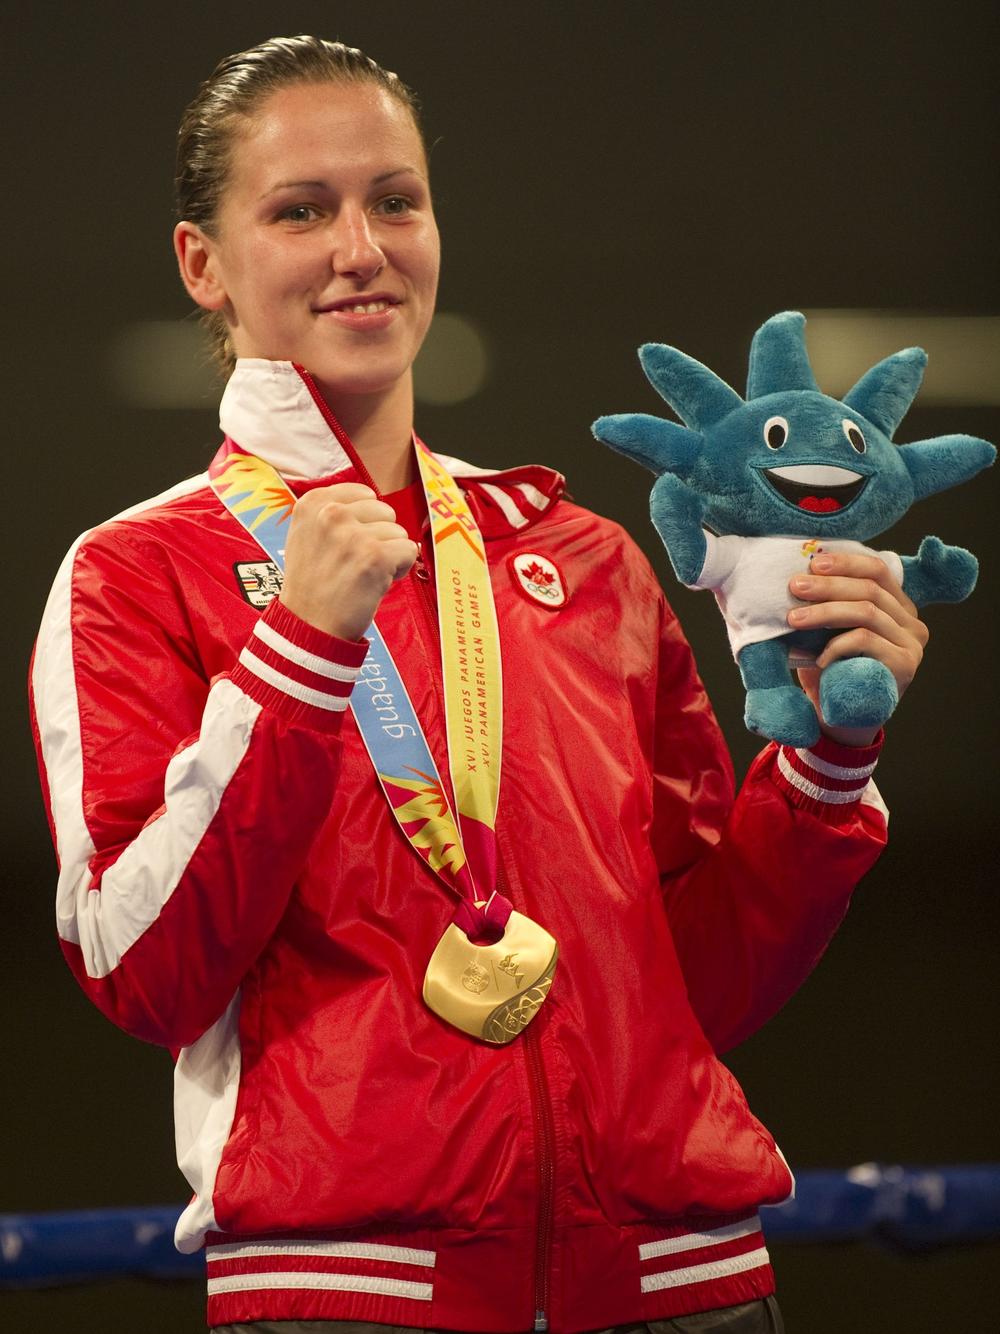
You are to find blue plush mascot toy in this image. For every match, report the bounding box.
[593,311,995,747]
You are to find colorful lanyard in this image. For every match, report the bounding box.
[209,436,508,940]
[211,432,559,1043]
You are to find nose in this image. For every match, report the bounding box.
[332,205,386,282]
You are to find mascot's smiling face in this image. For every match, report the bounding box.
[593,310,994,549]
[696,389,915,540]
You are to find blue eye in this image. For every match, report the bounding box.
[842,419,867,453]
[763,416,788,450]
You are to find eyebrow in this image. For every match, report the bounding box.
[259,167,424,200]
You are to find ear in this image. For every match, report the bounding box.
[173,220,228,311]
[899,434,996,500]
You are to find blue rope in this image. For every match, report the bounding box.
[3,1165,999,1287]
[1,1204,195,1285]
[761,1163,1000,1251]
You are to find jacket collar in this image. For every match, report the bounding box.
[218,358,565,537]
[219,360,350,481]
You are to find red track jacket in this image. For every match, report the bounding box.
[30,360,887,1331]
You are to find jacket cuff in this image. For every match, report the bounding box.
[773,730,884,822]
[230,598,369,733]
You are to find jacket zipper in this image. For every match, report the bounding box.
[412,554,556,1331]
[500,847,557,1334]
[294,364,383,496]
[527,1021,556,1332]
[303,371,559,1323]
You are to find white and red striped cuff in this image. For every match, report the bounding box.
[230,599,368,733]
[774,731,884,821]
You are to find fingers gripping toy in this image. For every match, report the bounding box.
[593,312,995,747]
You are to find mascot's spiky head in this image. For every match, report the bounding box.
[594,311,994,542]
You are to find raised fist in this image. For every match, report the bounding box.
[279,483,418,640]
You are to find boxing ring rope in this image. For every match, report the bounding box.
[3,1165,998,1287]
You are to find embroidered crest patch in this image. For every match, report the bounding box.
[508,552,568,609]
[234,560,284,609]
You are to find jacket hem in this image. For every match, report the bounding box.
[203,1210,774,1333]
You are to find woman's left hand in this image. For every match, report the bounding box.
[787,551,930,747]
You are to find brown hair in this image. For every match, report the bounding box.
[175,35,425,374]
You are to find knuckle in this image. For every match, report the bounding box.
[294,489,321,514]
[321,502,350,529]
[355,540,385,574]
[336,482,375,498]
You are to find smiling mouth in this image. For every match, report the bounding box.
[333,299,394,314]
[314,296,401,316]
[761,463,869,513]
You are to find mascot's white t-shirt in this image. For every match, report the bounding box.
[687,533,904,663]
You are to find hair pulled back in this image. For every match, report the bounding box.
[175,35,424,373]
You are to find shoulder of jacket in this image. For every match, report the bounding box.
[445,453,651,561]
[439,453,566,539]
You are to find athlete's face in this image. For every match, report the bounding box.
[186,81,440,403]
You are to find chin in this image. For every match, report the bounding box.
[307,357,413,401]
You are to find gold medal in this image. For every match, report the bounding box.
[423,910,558,1044]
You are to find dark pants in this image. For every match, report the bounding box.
[213,1296,785,1333]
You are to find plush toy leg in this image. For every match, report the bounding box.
[819,657,898,730]
[738,638,820,747]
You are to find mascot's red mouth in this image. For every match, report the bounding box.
[761,465,868,513]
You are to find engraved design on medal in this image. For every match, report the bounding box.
[461,962,490,994]
[483,956,558,1044]
[497,954,525,988]
[424,912,558,1044]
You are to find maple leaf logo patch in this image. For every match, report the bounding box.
[508,552,568,609]
[523,561,554,586]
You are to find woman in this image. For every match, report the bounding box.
[30,35,928,1334]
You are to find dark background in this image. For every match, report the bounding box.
[4,1,997,1330]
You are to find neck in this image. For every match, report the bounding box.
[314,374,417,494]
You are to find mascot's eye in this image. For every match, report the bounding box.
[763,416,788,450]
[842,419,867,453]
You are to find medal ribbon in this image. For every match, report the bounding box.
[210,437,511,943]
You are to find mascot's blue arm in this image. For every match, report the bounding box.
[900,535,979,607]
[648,474,709,585]
[592,411,708,584]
